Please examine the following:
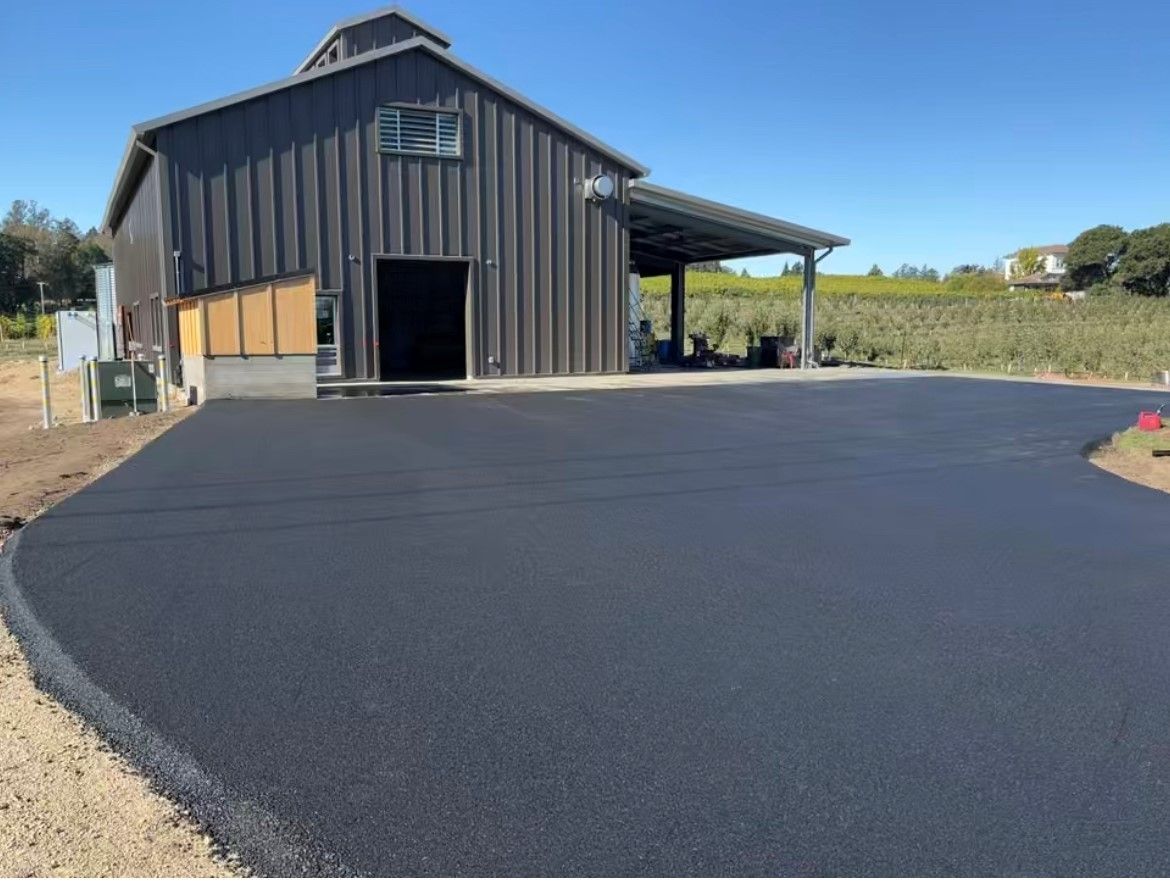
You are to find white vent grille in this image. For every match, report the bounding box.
[377,106,460,157]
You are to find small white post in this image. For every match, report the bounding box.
[79,356,89,422]
[88,358,101,421]
[38,354,52,429]
[157,353,169,412]
[129,354,139,416]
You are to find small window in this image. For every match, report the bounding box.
[377,106,460,158]
[150,294,164,350]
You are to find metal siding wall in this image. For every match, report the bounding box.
[159,47,630,378]
[345,16,432,59]
[111,156,163,338]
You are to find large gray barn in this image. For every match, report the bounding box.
[102,5,848,396]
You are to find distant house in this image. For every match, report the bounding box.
[1003,244,1068,291]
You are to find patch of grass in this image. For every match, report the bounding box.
[1111,424,1170,453]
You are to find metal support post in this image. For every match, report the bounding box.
[800,249,817,369]
[670,262,686,364]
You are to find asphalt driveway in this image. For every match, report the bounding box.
[7,375,1170,875]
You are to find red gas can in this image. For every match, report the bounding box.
[1138,411,1162,432]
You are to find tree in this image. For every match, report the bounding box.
[739,267,751,277]
[892,263,920,279]
[0,233,36,314]
[688,260,731,274]
[1013,247,1044,277]
[950,264,989,276]
[790,260,804,276]
[0,200,111,310]
[919,265,940,282]
[781,261,790,276]
[1115,224,1170,296]
[1063,224,1128,290]
[866,264,884,277]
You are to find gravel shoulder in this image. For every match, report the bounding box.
[0,358,236,877]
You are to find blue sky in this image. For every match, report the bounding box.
[1,0,1167,275]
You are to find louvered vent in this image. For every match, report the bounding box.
[377,106,460,157]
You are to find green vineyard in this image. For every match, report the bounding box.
[639,274,1170,380]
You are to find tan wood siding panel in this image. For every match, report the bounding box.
[176,298,204,356]
[240,283,276,354]
[206,292,241,355]
[273,275,317,354]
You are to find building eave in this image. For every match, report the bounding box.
[100,130,151,233]
[630,181,850,253]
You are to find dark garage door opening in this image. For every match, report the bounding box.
[376,259,468,379]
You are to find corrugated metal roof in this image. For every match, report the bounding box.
[630,181,849,273]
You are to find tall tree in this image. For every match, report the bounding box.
[1013,247,1044,277]
[1115,224,1170,296]
[0,200,110,309]
[0,233,36,314]
[866,264,884,277]
[1063,224,1128,289]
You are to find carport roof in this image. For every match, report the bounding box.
[629,182,850,277]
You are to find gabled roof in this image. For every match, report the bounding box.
[293,4,452,74]
[102,35,649,232]
[1006,244,1068,257]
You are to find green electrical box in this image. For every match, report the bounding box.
[95,359,158,418]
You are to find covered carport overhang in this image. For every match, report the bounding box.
[628,182,850,367]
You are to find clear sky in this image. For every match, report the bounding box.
[1,0,1167,275]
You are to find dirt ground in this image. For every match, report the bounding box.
[1091,422,1170,496]
[0,358,237,877]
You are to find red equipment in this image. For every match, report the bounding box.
[1138,411,1163,432]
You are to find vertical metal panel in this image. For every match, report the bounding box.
[248,101,274,280]
[111,155,163,353]
[156,46,632,379]
[306,12,439,72]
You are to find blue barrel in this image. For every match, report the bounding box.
[656,339,672,362]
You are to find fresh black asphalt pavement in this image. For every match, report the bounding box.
[7,375,1170,875]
